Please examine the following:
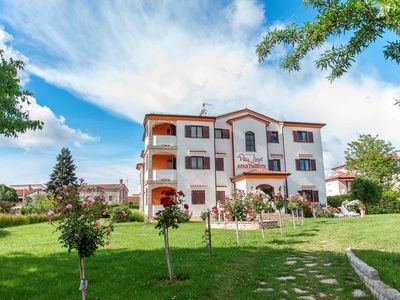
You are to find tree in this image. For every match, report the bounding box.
[0,50,43,137]
[257,0,400,81]
[0,184,18,202]
[350,177,382,212]
[47,148,78,194]
[345,134,400,186]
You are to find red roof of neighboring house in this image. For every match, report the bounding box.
[15,189,42,197]
[80,184,126,190]
[128,194,140,202]
[325,172,356,182]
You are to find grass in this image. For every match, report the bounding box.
[0,215,399,299]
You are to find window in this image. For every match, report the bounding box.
[185,125,210,138]
[296,159,316,171]
[299,190,319,202]
[215,128,230,139]
[167,157,176,169]
[216,191,225,204]
[215,158,224,171]
[245,131,256,152]
[269,159,281,171]
[293,131,314,143]
[267,131,279,143]
[185,156,210,169]
[108,195,113,202]
[192,190,205,204]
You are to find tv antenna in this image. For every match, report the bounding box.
[200,103,213,116]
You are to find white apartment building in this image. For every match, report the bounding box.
[137,108,327,219]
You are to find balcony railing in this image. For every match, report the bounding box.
[153,169,177,181]
[152,135,176,147]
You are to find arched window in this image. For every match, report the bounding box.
[245,131,256,152]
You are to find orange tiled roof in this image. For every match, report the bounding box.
[325,172,356,182]
[80,184,125,190]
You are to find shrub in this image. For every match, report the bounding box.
[0,214,49,228]
[350,177,382,209]
[0,184,18,202]
[32,193,56,213]
[129,209,144,222]
[367,190,400,214]
[0,200,13,213]
[327,194,348,208]
[20,205,35,215]
[111,206,131,222]
[127,202,139,209]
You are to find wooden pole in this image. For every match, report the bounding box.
[259,213,265,238]
[235,217,240,246]
[78,256,87,300]
[278,210,283,235]
[163,227,174,281]
[301,209,304,227]
[292,211,296,229]
[207,211,212,256]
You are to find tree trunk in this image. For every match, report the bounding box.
[291,211,296,229]
[78,256,87,300]
[278,210,283,235]
[207,211,212,256]
[163,227,174,281]
[301,209,304,227]
[235,217,240,246]
[259,213,266,238]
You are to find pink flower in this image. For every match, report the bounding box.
[62,185,68,190]
[47,210,54,217]
[183,204,189,210]
[105,239,111,246]
[95,220,101,227]
[79,178,85,183]
[87,196,95,204]
[68,183,73,187]
[56,195,63,200]
[107,227,113,233]
[66,203,73,209]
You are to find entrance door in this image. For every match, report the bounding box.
[256,184,274,198]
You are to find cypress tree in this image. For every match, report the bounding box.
[46,147,77,194]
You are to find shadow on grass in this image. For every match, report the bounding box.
[0,229,10,239]
[353,249,400,291]
[0,246,373,300]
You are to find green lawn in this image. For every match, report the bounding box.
[0,215,399,299]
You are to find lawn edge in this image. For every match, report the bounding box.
[346,248,400,300]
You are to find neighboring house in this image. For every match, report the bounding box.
[325,165,356,196]
[10,184,47,201]
[128,194,140,204]
[137,108,327,219]
[79,179,128,204]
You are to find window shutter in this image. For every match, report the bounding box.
[216,191,225,204]
[295,159,301,170]
[307,132,314,143]
[277,159,281,171]
[313,191,319,202]
[268,159,274,170]
[311,159,316,171]
[185,125,191,138]
[267,131,272,143]
[185,156,192,169]
[215,158,224,171]
[203,126,210,138]
[222,129,230,139]
[192,190,205,204]
[204,157,210,169]
[293,131,298,142]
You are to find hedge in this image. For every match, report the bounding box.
[367,190,400,214]
[0,214,51,228]
[327,194,349,208]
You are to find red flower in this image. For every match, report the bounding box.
[211,205,218,214]
[177,190,185,197]
[183,204,189,209]
[160,196,171,205]
[162,199,174,207]
[162,189,176,196]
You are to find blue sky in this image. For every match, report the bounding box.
[0,0,399,192]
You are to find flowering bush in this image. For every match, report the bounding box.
[111,206,144,222]
[50,181,113,299]
[200,208,211,221]
[247,189,270,238]
[225,190,248,245]
[210,205,219,220]
[154,189,188,281]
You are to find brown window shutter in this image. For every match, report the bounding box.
[215,158,224,171]
[268,160,274,170]
[222,129,230,139]
[307,132,314,143]
[204,157,210,169]
[216,191,225,204]
[277,159,281,171]
[293,131,298,142]
[192,190,205,204]
[313,190,319,202]
[203,126,210,138]
[295,159,300,170]
[267,131,272,143]
[185,125,191,138]
[311,159,316,171]
[185,156,192,169]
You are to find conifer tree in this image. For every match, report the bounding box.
[46,147,77,194]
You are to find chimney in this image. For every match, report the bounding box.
[119,179,123,185]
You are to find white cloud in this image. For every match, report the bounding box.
[1,0,399,174]
[225,0,265,29]
[0,96,97,149]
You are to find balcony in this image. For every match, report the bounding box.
[153,135,176,147]
[153,169,177,181]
